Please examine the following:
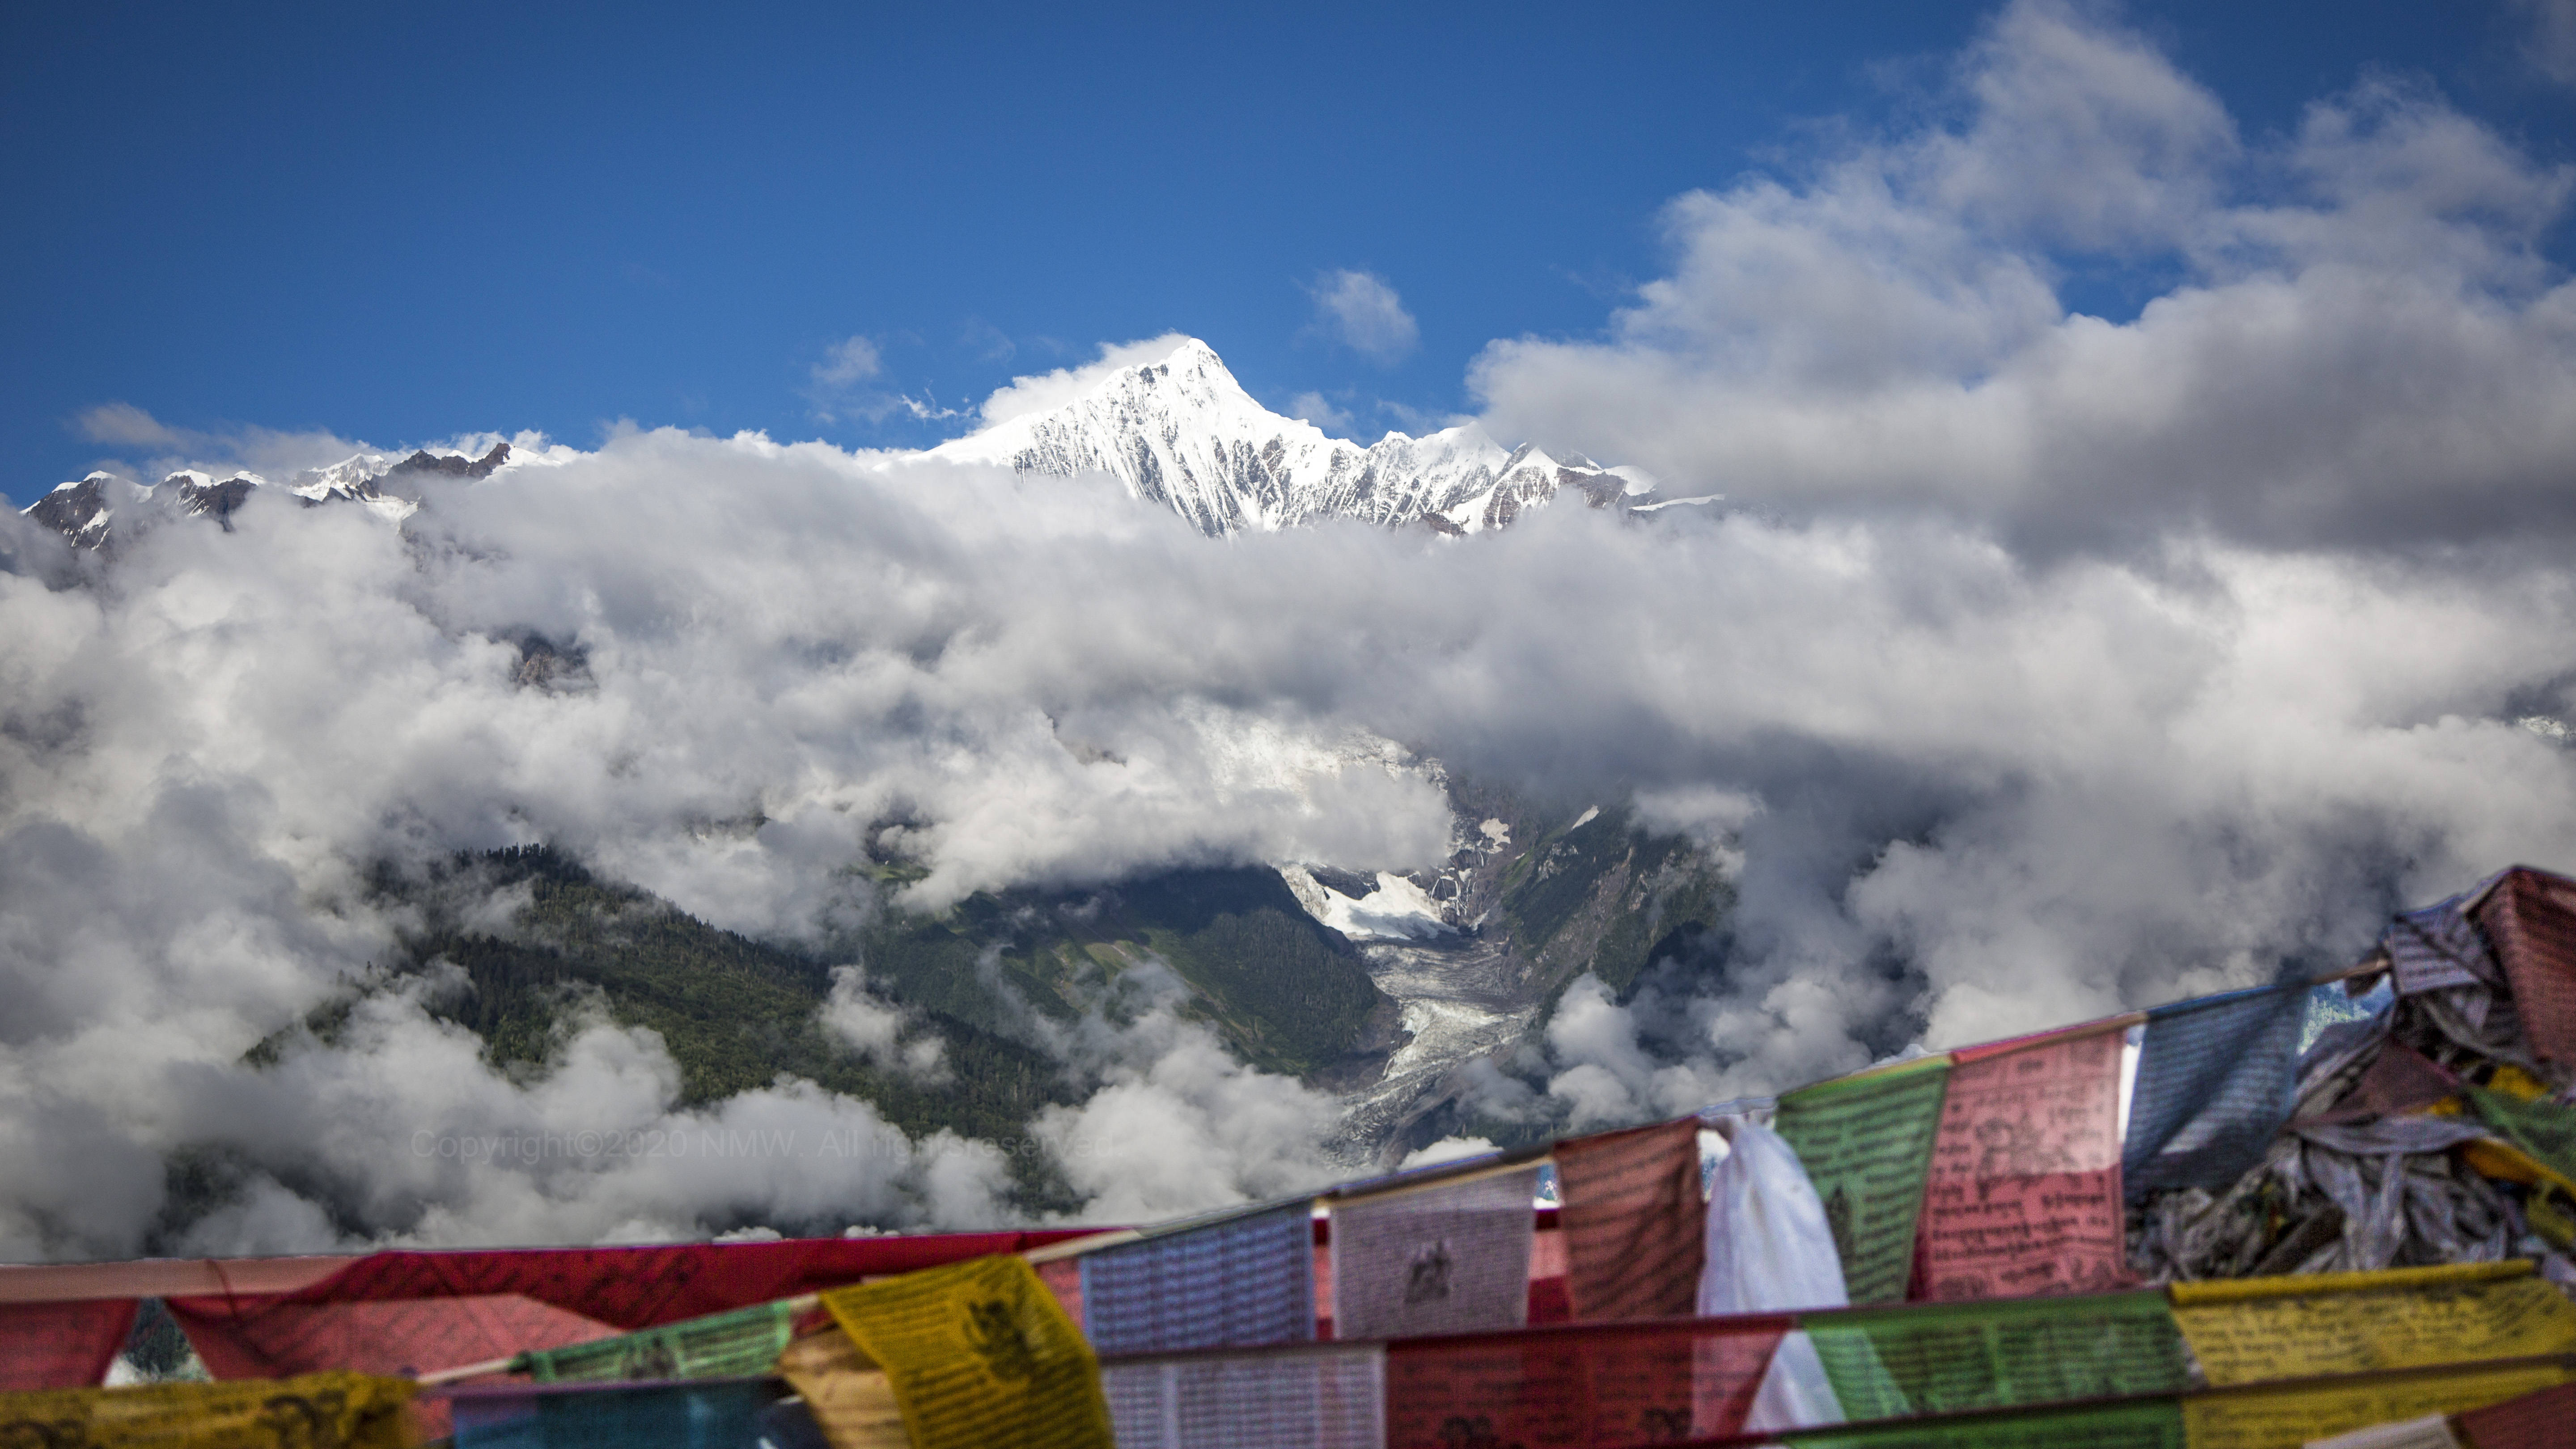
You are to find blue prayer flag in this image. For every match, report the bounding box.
[448,1377,782,1449]
[1080,1200,1316,1356]
[2123,983,2305,1198]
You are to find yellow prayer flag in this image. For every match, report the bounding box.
[2462,1137,2576,1199]
[0,1371,414,1449]
[822,1254,1112,1449]
[2167,1259,2531,1305]
[776,1328,911,1449]
[2171,1262,2576,1385]
[2182,1360,2571,1449]
[2488,1064,2554,1102]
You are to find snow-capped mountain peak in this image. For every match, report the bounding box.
[931,337,1648,537]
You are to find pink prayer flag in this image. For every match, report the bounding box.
[0,1299,139,1390]
[1916,1025,2130,1302]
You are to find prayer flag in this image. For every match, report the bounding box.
[2451,1379,2576,1447]
[2169,1262,2576,1385]
[2466,1086,2576,1196]
[1699,1119,1855,1432]
[1035,1258,1084,1330]
[1772,1058,1950,1306]
[1080,1201,1315,1355]
[1916,1027,2128,1301]
[1782,1395,2186,1447]
[2123,983,2304,1197]
[1329,1167,1541,1341]
[1699,1118,1848,1316]
[2384,877,2505,997]
[1382,1316,1790,1448]
[1554,1119,1705,1322]
[166,1292,622,1379]
[511,1298,796,1382]
[2181,1362,2573,1449]
[821,1254,1112,1449]
[755,1398,834,1449]
[162,1229,1085,1345]
[0,1371,413,1449]
[1803,1289,2188,1420]
[2475,866,2576,1064]
[774,1326,909,1449]
[0,1298,139,1390]
[2312,1040,2461,1124]
[2303,1416,2462,1449]
[1103,1342,1384,1449]
[167,1291,621,1438]
[448,1377,782,1449]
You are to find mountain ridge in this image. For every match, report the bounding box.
[21,339,1696,548]
[22,442,512,553]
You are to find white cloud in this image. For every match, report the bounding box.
[53,404,397,490]
[814,336,884,389]
[972,334,1196,428]
[1398,1136,1496,1170]
[1286,390,1355,434]
[820,965,949,1081]
[73,402,188,449]
[1027,976,1345,1223]
[806,336,904,424]
[1469,0,2576,553]
[1307,270,1420,365]
[10,427,2576,1253]
[2512,0,2576,85]
[959,318,1017,364]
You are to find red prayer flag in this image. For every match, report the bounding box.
[2452,1379,2576,1447]
[1036,1258,1085,1330]
[1384,1316,1789,1449]
[159,1228,1093,1434]
[2306,1039,2461,1124]
[1554,1119,1705,1323]
[160,1229,1087,1341]
[165,1293,622,1379]
[0,1299,138,1390]
[2476,865,2576,1066]
[1916,1025,2129,1302]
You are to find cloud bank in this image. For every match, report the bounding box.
[1473,0,2576,555]
[6,0,2576,1257]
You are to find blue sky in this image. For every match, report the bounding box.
[6,1,2574,504]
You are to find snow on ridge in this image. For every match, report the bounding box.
[20,441,525,547]
[25,342,1662,548]
[928,336,1646,538]
[1278,863,1454,942]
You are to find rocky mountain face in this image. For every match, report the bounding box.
[1292,780,1733,1162]
[21,442,511,552]
[931,338,1669,537]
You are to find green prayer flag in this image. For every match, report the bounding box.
[1785,1394,2186,1448]
[512,1300,797,1382]
[2469,1086,2576,1187]
[1805,1290,2190,1420]
[1773,1057,1951,1305]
